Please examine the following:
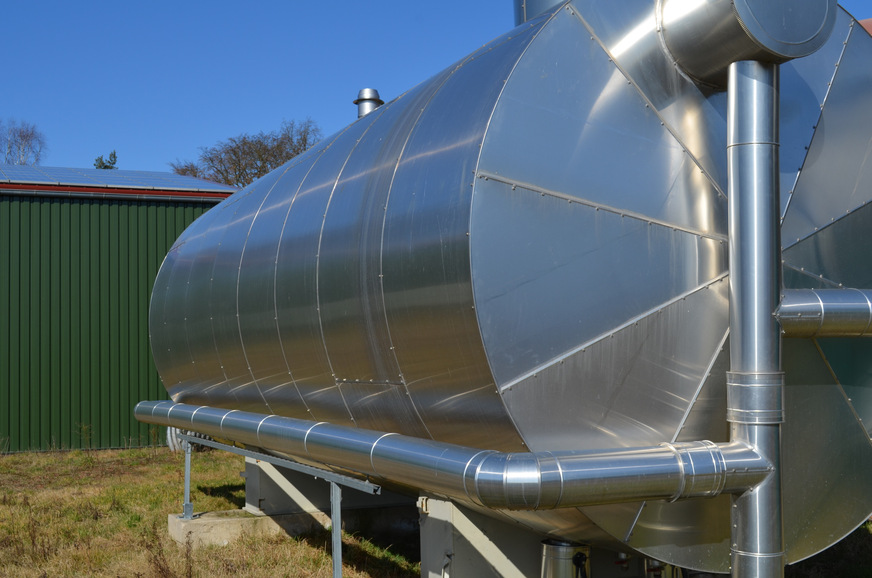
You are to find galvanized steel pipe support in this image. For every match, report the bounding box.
[135,401,771,510]
[777,288,872,337]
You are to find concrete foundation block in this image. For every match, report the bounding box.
[168,509,330,548]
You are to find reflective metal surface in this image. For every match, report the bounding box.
[783,19,872,248]
[575,0,730,193]
[145,1,872,573]
[727,59,786,578]
[778,288,872,336]
[513,0,565,25]
[136,401,770,509]
[353,88,383,118]
[660,0,838,86]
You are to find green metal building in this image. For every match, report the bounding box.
[0,165,234,451]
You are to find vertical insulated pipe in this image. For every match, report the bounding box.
[727,61,784,578]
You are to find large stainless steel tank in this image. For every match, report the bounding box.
[146,1,872,572]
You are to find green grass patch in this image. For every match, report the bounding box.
[0,447,418,577]
[0,445,867,576]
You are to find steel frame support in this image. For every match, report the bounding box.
[727,60,785,578]
[176,434,383,578]
[176,433,380,495]
[182,438,194,520]
[331,481,342,578]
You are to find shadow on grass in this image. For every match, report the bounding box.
[298,528,419,578]
[196,482,245,509]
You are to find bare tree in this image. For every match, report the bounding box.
[1,119,47,165]
[169,160,207,179]
[170,119,321,188]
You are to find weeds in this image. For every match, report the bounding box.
[0,496,56,568]
[0,447,420,577]
[140,521,177,578]
[4,446,863,577]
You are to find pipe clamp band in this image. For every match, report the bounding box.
[726,372,785,424]
[665,441,728,501]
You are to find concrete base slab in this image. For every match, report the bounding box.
[168,509,331,548]
[168,504,419,549]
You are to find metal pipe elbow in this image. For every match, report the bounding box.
[659,0,838,87]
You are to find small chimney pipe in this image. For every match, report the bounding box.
[354,88,384,118]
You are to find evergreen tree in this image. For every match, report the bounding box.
[94,150,118,169]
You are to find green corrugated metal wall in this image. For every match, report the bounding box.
[0,194,213,451]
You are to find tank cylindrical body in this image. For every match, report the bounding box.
[513,0,564,25]
[149,2,872,572]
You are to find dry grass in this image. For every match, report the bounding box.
[1,443,868,577]
[0,444,419,577]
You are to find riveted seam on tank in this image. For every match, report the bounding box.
[499,273,729,393]
[477,170,726,241]
[781,15,855,232]
[570,1,728,200]
[781,262,844,289]
[784,197,872,249]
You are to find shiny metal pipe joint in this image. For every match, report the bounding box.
[135,401,770,510]
[659,0,838,87]
[777,288,872,337]
[726,372,785,425]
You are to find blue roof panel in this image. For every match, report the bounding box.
[0,165,57,184]
[0,164,236,193]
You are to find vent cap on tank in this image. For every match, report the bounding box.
[354,88,384,118]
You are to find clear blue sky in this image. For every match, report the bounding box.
[3,1,869,173]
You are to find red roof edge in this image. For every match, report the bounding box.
[0,182,232,200]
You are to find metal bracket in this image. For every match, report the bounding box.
[177,433,380,494]
[176,434,381,578]
[181,439,194,520]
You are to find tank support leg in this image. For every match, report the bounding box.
[331,481,342,578]
[726,60,785,578]
[182,438,194,520]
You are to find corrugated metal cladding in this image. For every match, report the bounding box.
[0,194,213,451]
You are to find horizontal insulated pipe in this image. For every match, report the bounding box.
[777,289,872,337]
[135,401,770,509]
